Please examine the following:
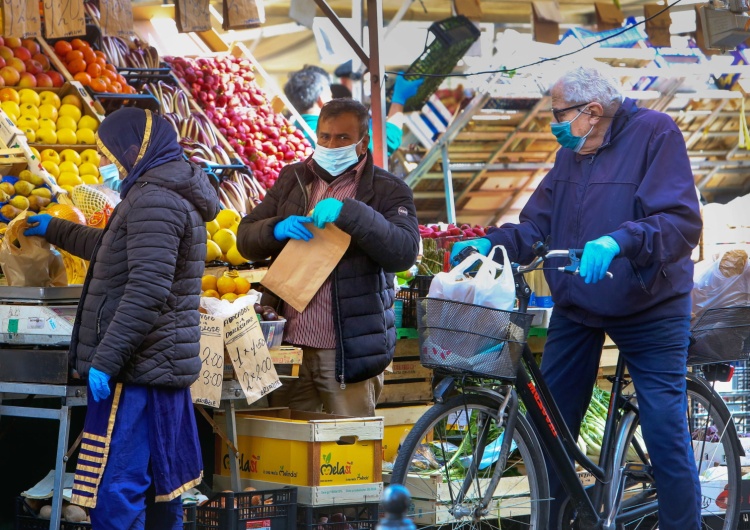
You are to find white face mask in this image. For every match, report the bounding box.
[312,138,364,176]
[100,163,121,192]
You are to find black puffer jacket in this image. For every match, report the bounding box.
[237,153,420,384]
[47,161,220,388]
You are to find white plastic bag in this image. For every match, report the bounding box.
[427,245,515,311]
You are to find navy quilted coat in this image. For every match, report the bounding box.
[46,161,220,388]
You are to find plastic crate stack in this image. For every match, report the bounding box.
[195,487,296,530]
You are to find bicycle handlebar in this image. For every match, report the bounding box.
[518,248,614,279]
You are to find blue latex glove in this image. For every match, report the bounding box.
[311,198,343,229]
[23,214,53,238]
[273,215,314,242]
[579,235,620,284]
[450,238,492,266]
[391,71,424,106]
[88,367,111,403]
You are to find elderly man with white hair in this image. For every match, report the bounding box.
[451,64,703,529]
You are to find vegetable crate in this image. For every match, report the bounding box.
[297,502,379,530]
[378,339,433,405]
[195,487,296,530]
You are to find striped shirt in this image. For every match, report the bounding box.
[282,157,366,348]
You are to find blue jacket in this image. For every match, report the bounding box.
[487,98,702,325]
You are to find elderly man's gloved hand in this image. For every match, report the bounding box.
[391,72,424,106]
[311,198,343,229]
[449,238,492,267]
[88,367,111,402]
[273,216,314,242]
[579,236,620,284]
[23,214,53,238]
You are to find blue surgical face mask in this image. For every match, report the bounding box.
[312,138,364,176]
[100,163,121,192]
[550,107,594,153]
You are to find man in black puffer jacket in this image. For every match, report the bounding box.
[237,99,419,417]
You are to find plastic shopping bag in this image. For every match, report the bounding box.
[0,211,67,287]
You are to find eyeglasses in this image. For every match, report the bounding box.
[551,103,588,123]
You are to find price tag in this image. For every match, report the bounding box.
[190,314,225,408]
[224,305,281,405]
[175,0,210,33]
[222,0,264,30]
[43,0,85,39]
[99,0,133,37]
[2,0,42,38]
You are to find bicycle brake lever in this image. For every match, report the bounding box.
[558,267,614,279]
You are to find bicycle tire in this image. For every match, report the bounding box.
[390,393,550,529]
[609,378,741,530]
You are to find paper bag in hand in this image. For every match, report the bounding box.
[261,224,351,312]
[0,212,67,287]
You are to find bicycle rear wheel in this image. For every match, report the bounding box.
[389,393,550,529]
[613,377,741,530]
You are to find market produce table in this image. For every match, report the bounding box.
[0,382,87,530]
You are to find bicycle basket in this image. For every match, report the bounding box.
[417,297,533,381]
[687,305,750,366]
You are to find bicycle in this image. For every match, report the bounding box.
[388,243,748,529]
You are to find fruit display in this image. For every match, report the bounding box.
[37,147,101,191]
[167,55,313,189]
[0,36,64,88]
[417,223,492,275]
[201,270,252,302]
[0,87,100,146]
[253,303,280,322]
[205,208,248,266]
[50,38,137,94]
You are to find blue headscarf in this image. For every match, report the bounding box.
[96,108,184,199]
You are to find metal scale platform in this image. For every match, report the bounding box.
[0,286,82,384]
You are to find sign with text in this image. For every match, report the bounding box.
[43,0,85,39]
[190,314,225,408]
[222,0,264,30]
[224,305,281,405]
[2,0,41,38]
[99,0,134,37]
[175,0,210,33]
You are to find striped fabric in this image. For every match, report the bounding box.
[282,158,365,348]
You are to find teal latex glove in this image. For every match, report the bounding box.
[273,215,314,242]
[311,198,343,229]
[391,71,424,106]
[23,214,53,238]
[579,235,620,284]
[88,367,111,402]
[450,238,492,266]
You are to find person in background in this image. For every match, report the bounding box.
[24,107,220,529]
[283,65,422,157]
[236,98,420,417]
[450,64,702,529]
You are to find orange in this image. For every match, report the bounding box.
[65,49,84,63]
[46,203,87,224]
[71,38,89,50]
[82,48,96,64]
[101,69,116,81]
[221,293,238,302]
[109,81,122,93]
[202,289,220,299]
[86,63,101,78]
[216,275,236,296]
[67,59,87,75]
[105,63,116,73]
[94,50,106,60]
[54,40,72,57]
[73,72,91,86]
[90,77,107,92]
[201,275,218,292]
[233,277,251,295]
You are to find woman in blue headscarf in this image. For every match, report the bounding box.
[25,107,221,529]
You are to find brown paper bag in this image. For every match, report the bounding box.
[0,212,67,287]
[261,224,351,313]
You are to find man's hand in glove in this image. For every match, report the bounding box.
[273,216,314,242]
[579,236,620,284]
[311,198,343,229]
[391,72,424,106]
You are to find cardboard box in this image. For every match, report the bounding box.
[454,0,482,20]
[532,2,562,44]
[378,405,432,463]
[595,2,624,31]
[644,3,672,47]
[216,410,383,487]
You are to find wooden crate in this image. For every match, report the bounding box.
[379,338,433,405]
[377,404,432,463]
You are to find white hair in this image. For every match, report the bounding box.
[556,64,623,112]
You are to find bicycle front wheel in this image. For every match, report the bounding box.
[389,393,550,529]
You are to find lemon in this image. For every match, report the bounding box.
[35,127,58,144]
[58,104,82,122]
[78,162,99,177]
[39,91,61,109]
[206,218,220,237]
[57,128,77,145]
[81,174,99,185]
[205,240,222,262]
[58,173,83,187]
[221,293,238,302]
[226,245,248,266]
[216,208,241,229]
[0,101,20,121]
[18,89,40,106]
[56,115,78,131]
[202,289,220,299]
[58,161,79,175]
[17,115,39,131]
[76,128,95,145]
[212,228,237,254]
[77,115,99,132]
[22,128,36,142]
[40,149,61,164]
[217,275,236,295]
[20,104,39,118]
[38,104,58,121]
[201,275,218,291]
[233,275,251,294]
[38,118,56,131]
[59,149,82,165]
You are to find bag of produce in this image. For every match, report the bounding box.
[0,211,67,287]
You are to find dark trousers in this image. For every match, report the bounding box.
[540,310,701,529]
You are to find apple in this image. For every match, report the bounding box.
[32,53,50,71]
[12,46,31,62]
[47,71,64,87]
[7,57,25,73]
[4,37,21,49]
[0,57,5,70]
[24,60,43,75]
[35,73,53,87]
[0,67,20,86]
[18,72,37,88]
[0,46,13,62]
[21,39,40,55]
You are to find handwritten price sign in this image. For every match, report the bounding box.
[190,313,225,408]
[3,0,41,38]
[224,305,281,405]
[43,0,85,39]
[175,0,210,33]
[99,0,133,37]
